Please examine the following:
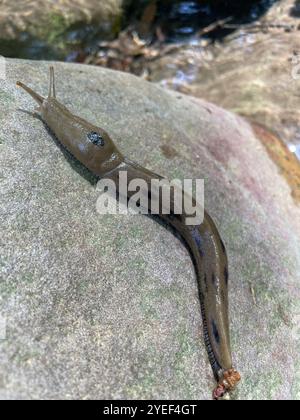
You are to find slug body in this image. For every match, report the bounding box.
[17,68,240,399]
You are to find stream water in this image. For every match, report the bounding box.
[125,0,279,41]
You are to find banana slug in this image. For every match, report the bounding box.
[16,67,240,400]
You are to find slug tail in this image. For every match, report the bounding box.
[213,369,241,400]
[186,214,241,400]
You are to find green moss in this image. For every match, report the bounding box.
[84,215,118,249]
[31,13,70,45]
[0,90,13,104]
[172,327,198,398]
[0,280,16,298]
[139,294,159,320]
[0,271,36,298]
[138,277,185,319]
[14,213,30,232]
[143,284,184,308]
[22,273,35,285]
[292,359,300,400]
[225,220,244,247]
[242,252,294,338]
[0,257,6,269]
[170,168,184,180]
[125,369,157,398]
[12,348,41,365]
[111,14,122,37]
[151,149,167,166]
[113,233,128,249]
[75,276,92,295]
[124,327,198,398]
[245,369,283,400]
[47,13,69,43]
[129,225,144,240]
[174,328,197,362]
[131,257,147,272]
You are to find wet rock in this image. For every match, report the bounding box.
[0,0,124,59]
[0,59,299,399]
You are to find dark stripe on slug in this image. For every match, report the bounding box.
[204,273,208,292]
[220,239,226,254]
[212,273,216,285]
[212,320,220,345]
[191,227,204,257]
[224,266,229,285]
[221,290,226,303]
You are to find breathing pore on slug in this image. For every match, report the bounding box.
[16,66,241,399]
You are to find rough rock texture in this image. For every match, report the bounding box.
[0,59,300,400]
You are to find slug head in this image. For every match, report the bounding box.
[17,67,124,177]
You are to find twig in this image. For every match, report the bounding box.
[224,22,297,31]
[249,282,257,305]
[196,16,233,37]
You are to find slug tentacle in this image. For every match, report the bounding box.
[16,81,44,106]
[17,67,240,399]
[49,66,56,99]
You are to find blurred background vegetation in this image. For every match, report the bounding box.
[0,1,280,61]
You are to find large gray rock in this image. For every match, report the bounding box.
[0,59,299,400]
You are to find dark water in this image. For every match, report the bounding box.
[125,0,279,42]
[0,0,279,61]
